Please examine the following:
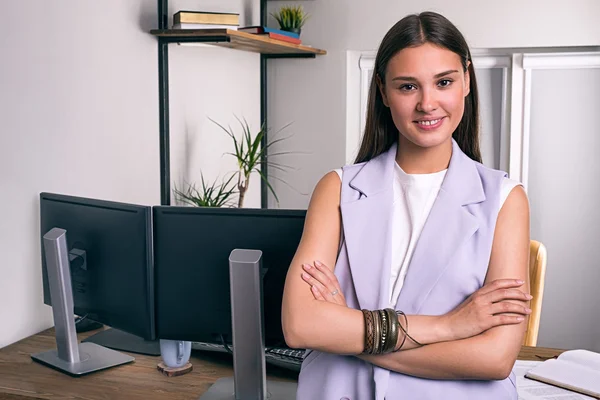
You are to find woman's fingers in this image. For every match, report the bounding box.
[489,301,532,316]
[302,263,337,295]
[311,285,326,301]
[491,314,526,327]
[301,266,338,302]
[304,262,336,289]
[478,279,526,296]
[301,268,328,292]
[314,260,342,291]
[487,288,533,304]
[301,261,346,305]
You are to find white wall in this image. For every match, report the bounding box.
[0,0,261,348]
[266,0,600,351]
[0,0,159,349]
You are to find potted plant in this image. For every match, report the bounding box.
[270,5,309,35]
[174,116,296,209]
[173,173,237,208]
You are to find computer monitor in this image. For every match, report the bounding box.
[152,206,305,348]
[39,192,157,355]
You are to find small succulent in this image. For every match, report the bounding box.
[270,5,310,33]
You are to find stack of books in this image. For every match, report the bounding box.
[169,12,303,46]
[238,26,301,45]
[172,11,239,30]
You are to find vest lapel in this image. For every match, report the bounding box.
[395,139,486,314]
[340,144,397,311]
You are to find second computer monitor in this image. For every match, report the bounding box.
[153,206,306,348]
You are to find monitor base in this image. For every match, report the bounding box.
[198,377,297,400]
[31,342,134,377]
[83,328,160,356]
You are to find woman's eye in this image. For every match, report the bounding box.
[438,79,453,87]
[399,84,416,91]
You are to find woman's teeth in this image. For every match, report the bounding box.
[418,119,441,126]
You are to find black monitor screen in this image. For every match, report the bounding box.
[39,193,155,340]
[153,206,306,348]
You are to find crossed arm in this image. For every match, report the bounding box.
[281,172,531,380]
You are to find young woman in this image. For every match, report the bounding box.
[282,11,531,400]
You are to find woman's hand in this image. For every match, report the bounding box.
[440,278,532,341]
[301,260,347,307]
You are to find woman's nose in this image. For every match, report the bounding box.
[417,88,438,113]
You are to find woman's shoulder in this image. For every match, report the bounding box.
[312,160,371,207]
[327,160,365,183]
[500,176,525,209]
[471,161,525,207]
[310,170,343,205]
[332,168,342,181]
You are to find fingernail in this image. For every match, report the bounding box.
[314,260,323,267]
[517,317,525,321]
[302,272,310,279]
[525,308,532,313]
[517,280,525,284]
[527,294,533,299]
[303,263,311,270]
[311,285,318,292]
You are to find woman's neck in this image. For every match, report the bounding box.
[395,136,452,174]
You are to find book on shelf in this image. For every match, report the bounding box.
[259,32,301,44]
[174,10,239,26]
[237,26,300,39]
[524,349,600,398]
[172,23,238,30]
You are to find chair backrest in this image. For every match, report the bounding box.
[523,240,547,346]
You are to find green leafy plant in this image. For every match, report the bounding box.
[270,5,310,33]
[211,116,295,208]
[174,116,297,208]
[173,173,237,208]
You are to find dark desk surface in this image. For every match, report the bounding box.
[0,328,565,400]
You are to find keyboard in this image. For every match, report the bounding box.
[265,347,304,372]
[191,341,305,372]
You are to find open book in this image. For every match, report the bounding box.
[525,349,600,399]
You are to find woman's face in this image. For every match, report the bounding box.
[378,42,470,149]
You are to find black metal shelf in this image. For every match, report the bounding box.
[154,0,326,207]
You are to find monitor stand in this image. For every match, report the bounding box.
[31,228,134,376]
[199,249,298,400]
[83,328,161,356]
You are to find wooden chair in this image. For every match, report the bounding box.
[523,240,547,346]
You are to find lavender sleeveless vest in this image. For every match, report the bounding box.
[296,139,517,399]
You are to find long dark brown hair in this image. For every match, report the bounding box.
[355,11,482,164]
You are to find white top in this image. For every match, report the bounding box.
[334,165,521,306]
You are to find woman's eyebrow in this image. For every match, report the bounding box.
[391,69,459,82]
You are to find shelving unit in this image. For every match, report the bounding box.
[150,29,326,56]
[152,1,326,207]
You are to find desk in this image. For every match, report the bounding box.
[0,328,565,400]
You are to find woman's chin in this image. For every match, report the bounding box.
[400,130,453,150]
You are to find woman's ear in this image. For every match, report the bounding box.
[376,74,389,107]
